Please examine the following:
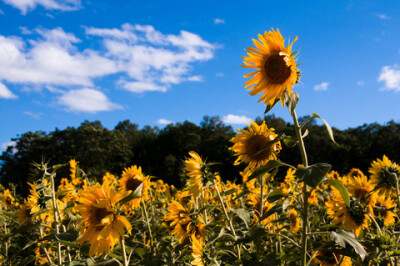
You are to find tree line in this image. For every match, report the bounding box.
[1,115,399,195]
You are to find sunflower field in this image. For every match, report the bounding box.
[1,29,400,266]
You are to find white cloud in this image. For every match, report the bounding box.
[357,80,364,86]
[222,114,251,125]
[187,75,203,82]
[313,82,329,91]
[0,82,17,99]
[375,13,389,20]
[215,72,224,77]
[23,111,42,119]
[214,18,225,24]
[157,118,174,125]
[1,141,16,152]
[57,88,122,113]
[2,0,81,14]
[19,26,32,35]
[121,81,167,93]
[378,65,400,91]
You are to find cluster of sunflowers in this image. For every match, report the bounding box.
[0,28,400,265]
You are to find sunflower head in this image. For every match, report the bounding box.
[241,28,300,107]
[369,155,400,197]
[230,120,281,175]
[119,165,149,199]
[183,151,205,198]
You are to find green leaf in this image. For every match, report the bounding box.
[92,259,120,266]
[256,133,286,156]
[55,228,79,242]
[330,230,366,260]
[323,179,350,207]
[117,182,143,206]
[248,160,295,181]
[260,204,282,222]
[221,188,238,196]
[296,163,331,188]
[267,191,288,203]
[231,208,251,227]
[286,91,299,116]
[134,247,148,259]
[264,97,281,114]
[312,113,338,146]
[283,135,298,148]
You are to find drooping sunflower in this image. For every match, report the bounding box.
[369,155,400,197]
[345,172,374,207]
[325,188,370,237]
[241,28,300,107]
[184,151,205,198]
[164,200,206,244]
[369,194,396,227]
[76,183,131,257]
[230,120,281,175]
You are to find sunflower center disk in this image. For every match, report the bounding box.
[245,135,272,161]
[94,207,113,224]
[126,177,143,191]
[264,54,292,85]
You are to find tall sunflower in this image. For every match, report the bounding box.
[184,151,204,198]
[230,120,281,175]
[76,183,131,257]
[369,155,400,197]
[369,194,396,227]
[119,165,149,199]
[241,28,300,107]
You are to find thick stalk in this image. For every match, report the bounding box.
[292,110,309,266]
[259,175,264,224]
[141,200,154,253]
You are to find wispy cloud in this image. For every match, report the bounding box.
[1,141,16,152]
[215,72,224,77]
[0,8,4,14]
[375,13,389,20]
[57,88,122,113]
[157,118,174,125]
[1,0,81,15]
[313,82,329,91]
[357,81,364,86]
[222,114,251,125]
[378,64,400,92]
[23,111,42,119]
[0,82,17,99]
[214,18,225,25]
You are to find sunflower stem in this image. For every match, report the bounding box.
[213,180,240,260]
[49,170,63,266]
[395,176,400,216]
[141,200,154,253]
[291,109,309,266]
[259,175,264,225]
[120,238,128,266]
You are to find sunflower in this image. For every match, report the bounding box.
[369,194,396,227]
[16,199,35,224]
[247,187,276,229]
[369,155,400,197]
[230,120,281,175]
[69,159,78,180]
[76,183,131,257]
[1,189,18,209]
[103,172,118,187]
[345,172,374,206]
[119,165,150,206]
[184,151,204,198]
[325,188,370,237]
[313,248,352,266]
[241,28,300,107]
[287,208,301,233]
[164,200,206,243]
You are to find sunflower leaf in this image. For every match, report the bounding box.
[231,208,251,227]
[296,163,331,188]
[283,135,298,148]
[247,160,295,181]
[330,230,366,260]
[117,182,143,206]
[312,113,339,146]
[260,204,282,222]
[264,97,281,114]
[267,191,288,203]
[256,133,286,156]
[323,179,350,207]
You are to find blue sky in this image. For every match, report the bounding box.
[0,0,400,151]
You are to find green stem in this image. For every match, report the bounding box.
[120,238,128,266]
[49,172,62,266]
[292,109,309,266]
[259,175,264,224]
[213,181,241,260]
[141,200,154,253]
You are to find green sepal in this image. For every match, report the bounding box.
[296,163,331,188]
[322,178,350,207]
